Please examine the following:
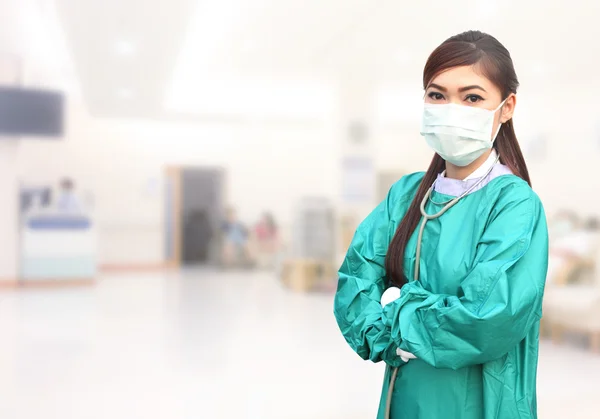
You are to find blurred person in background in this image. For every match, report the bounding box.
[334,31,548,419]
[220,207,251,267]
[56,177,83,213]
[253,212,280,268]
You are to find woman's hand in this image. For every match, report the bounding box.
[397,348,417,362]
[381,287,401,308]
[381,287,418,363]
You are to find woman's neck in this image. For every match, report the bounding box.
[445,150,493,180]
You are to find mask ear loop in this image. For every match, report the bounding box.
[492,97,509,143]
[495,97,508,112]
[492,123,503,143]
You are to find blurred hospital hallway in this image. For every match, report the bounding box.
[1,269,599,419]
[3,1,600,418]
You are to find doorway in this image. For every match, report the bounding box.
[164,166,225,267]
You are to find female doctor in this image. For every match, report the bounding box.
[334,31,548,419]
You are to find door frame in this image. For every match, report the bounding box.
[164,166,182,268]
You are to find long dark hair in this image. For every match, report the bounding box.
[385,30,531,288]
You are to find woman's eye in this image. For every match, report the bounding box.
[465,94,484,103]
[427,92,444,101]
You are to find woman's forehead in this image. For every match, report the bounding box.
[428,65,496,91]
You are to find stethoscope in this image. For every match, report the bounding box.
[384,154,501,419]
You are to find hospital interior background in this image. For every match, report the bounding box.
[1,1,600,418]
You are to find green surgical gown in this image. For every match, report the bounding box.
[334,172,548,419]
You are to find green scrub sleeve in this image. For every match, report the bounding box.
[334,191,403,367]
[383,190,548,370]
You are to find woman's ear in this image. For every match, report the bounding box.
[500,94,516,123]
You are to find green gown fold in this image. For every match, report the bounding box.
[334,172,548,419]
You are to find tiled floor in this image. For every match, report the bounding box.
[0,268,599,418]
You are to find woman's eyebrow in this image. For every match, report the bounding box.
[458,85,487,93]
[427,83,447,92]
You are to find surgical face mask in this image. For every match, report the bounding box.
[420,99,506,167]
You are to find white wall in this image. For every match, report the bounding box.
[0,142,20,280]
[514,92,599,219]
[13,99,339,265]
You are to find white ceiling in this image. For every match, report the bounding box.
[8,0,600,119]
[53,0,197,117]
[0,0,76,91]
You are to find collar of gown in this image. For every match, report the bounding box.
[433,149,513,197]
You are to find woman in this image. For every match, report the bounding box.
[254,212,280,268]
[255,212,279,251]
[334,31,548,419]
